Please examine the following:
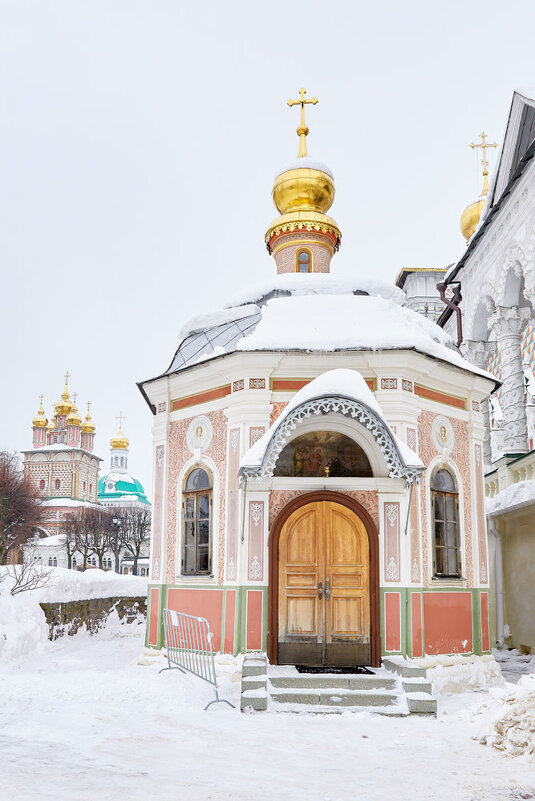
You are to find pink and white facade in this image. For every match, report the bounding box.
[140,126,496,663]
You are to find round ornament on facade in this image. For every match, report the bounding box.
[432,415,455,452]
[187,415,213,454]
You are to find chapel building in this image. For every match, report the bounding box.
[140,93,496,666]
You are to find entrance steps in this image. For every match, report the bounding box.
[240,654,437,715]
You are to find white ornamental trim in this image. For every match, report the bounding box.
[249,555,262,580]
[240,396,422,484]
[250,502,263,526]
[386,555,399,582]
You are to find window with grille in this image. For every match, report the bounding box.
[182,467,212,575]
[431,468,461,578]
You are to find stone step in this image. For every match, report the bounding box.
[402,678,434,695]
[270,689,399,707]
[241,688,268,712]
[242,657,268,678]
[269,675,398,691]
[382,657,428,679]
[406,693,437,715]
[242,674,268,691]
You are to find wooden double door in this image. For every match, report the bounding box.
[278,500,371,666]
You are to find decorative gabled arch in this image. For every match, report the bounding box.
[240,395,422,484]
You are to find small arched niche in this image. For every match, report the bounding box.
[273,430,373,478]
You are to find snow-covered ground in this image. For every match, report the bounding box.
[1,621,535,801]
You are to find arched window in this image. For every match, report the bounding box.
[296,249,312,273]
[182,467,212,575]
[72,558,77,569]
[39,480,46,490]
[431,468,461,578]
[48,557,53,566]
[120,457,125,467]
[55,479,60,490]
[53,557,57,567]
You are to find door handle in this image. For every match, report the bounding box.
[325,577,331,600]
[318,581,323,599]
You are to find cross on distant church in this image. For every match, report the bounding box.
[73,392,78,406]
[86,401,92,417]
[287,88,318,158]
[64,370,70,385]
[116,412,126,431]
[470,132,498,196]
[39,393,44,407]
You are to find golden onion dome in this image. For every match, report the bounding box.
[66,404,82,427]
[81,401,95,434]
[32,397,48,428]
[110,428,129,450]
[47,416,56,432]
[272,157,335,216]
[460,197,486,244]
[54,376,74,416]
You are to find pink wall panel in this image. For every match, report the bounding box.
[481,592,490,652]
[226,428,240,581]
[246,590,263,651]
[475,445,489,584]
[167,588,223,651]
[148,588,160,646]
[384,502,400,582]
[407,427,421,583]
[224,590,236,654]
[411,592,423,657]
[248,501,264,581]
[385,592,401,651]
[423,592,472,654]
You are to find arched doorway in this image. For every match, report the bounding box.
[268,492,380,667]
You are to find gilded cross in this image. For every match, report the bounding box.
[470,132,498,196]
[116,411,126,432]
[64,370,71,385]
[39,393,44,408]
[287,87,318,158]
[86,401,92,417]
[73,392,78,407]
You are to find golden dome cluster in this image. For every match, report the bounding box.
[32,375,96,435]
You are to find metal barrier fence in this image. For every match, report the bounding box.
[160,608,234,710]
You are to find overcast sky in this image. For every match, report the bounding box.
[1,0,533,496]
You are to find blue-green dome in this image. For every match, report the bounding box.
[98,472,150,505]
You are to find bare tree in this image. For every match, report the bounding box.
[84,507,115,569]
[6,549,53,595]
[0,451,43,564]
[63,512,81,569]
[118,506,151,575]
[74,508,95,570]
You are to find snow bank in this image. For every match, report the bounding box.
[474,674,535,759]
[38,567,148,603]
[0,567,148,663]
[426,654,503,695]
[486,480,535,516]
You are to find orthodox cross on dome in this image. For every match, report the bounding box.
[115,411,126,433]
[470,132,498,197]
[73,392,78,405]
[38,393,44,410]
[64,370,70,386]
[287,87,318,158]
[86,401,92,417]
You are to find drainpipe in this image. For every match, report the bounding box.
[487,514,504,648]
[437,282,463,347]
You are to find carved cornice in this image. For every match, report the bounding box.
[240,395,422,485]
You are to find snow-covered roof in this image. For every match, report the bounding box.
[22,444,103,460]
[240,369,423,482]
[41,498,102,509]
[155,274,497,383]
[486,480,535,517]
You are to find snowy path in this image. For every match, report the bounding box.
[1,627,534,801]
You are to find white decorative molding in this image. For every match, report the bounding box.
[250,502,263,526]
[480,561,488,584]
[227,556,236,581]
[240,396,422,484]
[411,558,420,583]
[230,429,239,454]
[386,555,399,581]
[385,503,398,526]
[249,555,262,580]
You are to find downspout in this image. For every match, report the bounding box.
[437,282,463,347]
[487,513,504,648]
